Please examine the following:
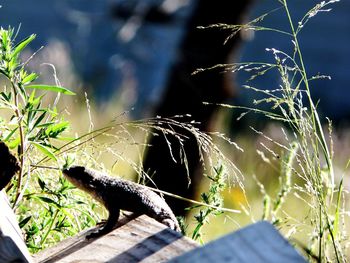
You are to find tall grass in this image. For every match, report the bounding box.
[200,0,346,261]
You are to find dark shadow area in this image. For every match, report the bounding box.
[142,0,255,215]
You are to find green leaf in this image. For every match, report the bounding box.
[25,85,75,95]
[19,216,32,229]
[38,196,56,205]
[7,136,20,149]
[3,127,18,142]
[28,90,36,104]
[0,68,9,77]
[36,122,55,128]
[1,29,9,48]
[45,121,69,138]
[12,34,36,58]
[30,111,47,132]
[38,196,62,209]
[0,91,11,102]
[37,177,46,191]
[31,142,57,162]
[22,72,38,85]
[63,154,75,170]
[28,224,40,235]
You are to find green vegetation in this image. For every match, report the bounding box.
[203,0,346,261]
[0,27,102,251]
[0,0,348,262]
[0,27,237,251]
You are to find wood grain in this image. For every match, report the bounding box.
[33,214,198,263]
[169,221,306,263]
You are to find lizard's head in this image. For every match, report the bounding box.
[62,166,95,190]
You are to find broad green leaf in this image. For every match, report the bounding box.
[12,34,36,58]
[31,141,57,161]
[25,85,75,95]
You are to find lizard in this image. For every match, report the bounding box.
[62,166,181,238]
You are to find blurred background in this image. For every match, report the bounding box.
[1,0,349,122]
[1,0,350,243]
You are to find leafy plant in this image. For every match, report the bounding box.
[0,27,74,201]
[190,165,226,244]
[2,2,347,260]
[0,26,243,252]
[0,27,104,252]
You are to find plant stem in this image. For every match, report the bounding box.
[146,185,240,214]
[12,82,26,208]
[40,209,59,247]
[282,0,334,190]
[282,1,338,259]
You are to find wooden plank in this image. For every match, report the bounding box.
[33,215,198,263]
[169,221,306,263]
[33,212,133,262]
[0,191,34,263]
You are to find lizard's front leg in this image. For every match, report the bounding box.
[86,208,120,239]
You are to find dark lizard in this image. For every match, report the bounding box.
[62,166,181,238]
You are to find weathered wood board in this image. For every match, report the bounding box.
[169,221,306,263]
[0,191,34,263]
[33,214,198,263]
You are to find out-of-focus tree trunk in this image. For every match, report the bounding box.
[143,0,254,215]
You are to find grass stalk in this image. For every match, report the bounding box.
[12,82,26,208]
